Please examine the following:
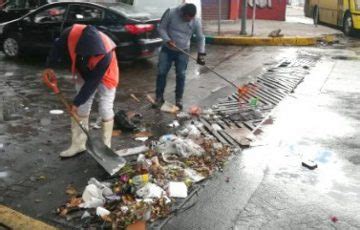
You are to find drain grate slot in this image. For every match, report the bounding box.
[197,56,319,147]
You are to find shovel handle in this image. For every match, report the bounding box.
[173,46,239,90]
[42,70,85,133]
[42,69,60,94]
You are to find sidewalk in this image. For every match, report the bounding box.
[203,6,342,46]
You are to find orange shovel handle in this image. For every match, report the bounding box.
[42,70,60,94]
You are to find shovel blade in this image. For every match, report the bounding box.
[86,136,126,175]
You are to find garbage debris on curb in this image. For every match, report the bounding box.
[168,120,180,128]
[302,159,318,170]
[57,121,233,228]
[49,109,64,115]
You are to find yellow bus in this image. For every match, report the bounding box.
[304,0,360,35]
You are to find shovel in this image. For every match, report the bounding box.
[42,71,126,176]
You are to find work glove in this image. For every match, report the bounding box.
[197,53,206,66]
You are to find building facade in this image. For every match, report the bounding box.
[202,0,287,21]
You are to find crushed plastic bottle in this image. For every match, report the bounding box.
[129,174,151,187]
[249,97,259,107]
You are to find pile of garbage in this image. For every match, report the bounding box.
[57,117,234,229]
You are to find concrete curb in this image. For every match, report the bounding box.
[0,205,57,230]
[205,34,338,46]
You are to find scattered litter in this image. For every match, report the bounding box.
[127,112,143,124]
[159,134,177,142]
[0,171,9,178]
[331,216,338,223]
[49,110,64,115]
[135,137,149,142]
[96,207,111,217]
[212,142,223,150]
[136,183,165,199]
[114,110,137,131]
[130,174,151,188]
[168,120,180,128]
[211,124,222,131]
[81,211,91,219]
[184,168,205,182]
[268,29,283,37]
[127,221,146,230]
[211,86,223,93]
[130,94,141,103]
[167,182,188,198]
[134,131,152,138]
[249,97,259,107]
[189,106,201,116]
[225,128,255,147]
[187,125,201,140]
[88,178,113,196]
[65,184,78,197]
[137,154,152,172]
[156,136,205,158]
[146,94,156,105]
[56,121,234,228]
[80,184,105,208]
[4,72,14,77]
[116,145,149,157]
[160,101,179,113]
[302,159,318,170]
[176,112,191,120]
[105,195,121,201]
[112,130,122,137]
[38,175,46,181]
[80,178,113,208]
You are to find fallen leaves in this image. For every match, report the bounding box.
[65,184,78,197]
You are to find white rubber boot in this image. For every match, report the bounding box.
[102,119,114,148]
[60,117,88,158]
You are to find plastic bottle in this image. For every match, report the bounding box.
[129,174,151,187]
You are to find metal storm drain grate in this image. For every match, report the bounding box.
[196,56,319,148]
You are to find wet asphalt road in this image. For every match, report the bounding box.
[1,39,360,229]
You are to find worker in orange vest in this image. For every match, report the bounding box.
[43,24,119,158]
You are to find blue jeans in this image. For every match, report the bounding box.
[156,46,189,101]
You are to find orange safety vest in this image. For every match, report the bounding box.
[68,24,119,89]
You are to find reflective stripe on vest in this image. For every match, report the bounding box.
[68,24,119,89]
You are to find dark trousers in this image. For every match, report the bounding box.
[155,46,189,101]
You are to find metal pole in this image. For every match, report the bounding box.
[251,0,256,36]
[218,0,222,35]
[240,0,247,35]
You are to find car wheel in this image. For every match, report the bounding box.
[3,35,21,58]
[343,13,354,36]
[313,6,319,25]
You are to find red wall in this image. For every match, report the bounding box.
[202,0,230,20]
[239,0,287,21]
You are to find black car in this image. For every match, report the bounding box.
[0,1,162,60]
[0,0,48,23]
